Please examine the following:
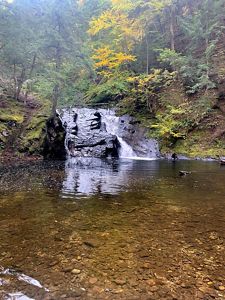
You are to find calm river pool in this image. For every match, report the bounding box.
[0,159,225,300]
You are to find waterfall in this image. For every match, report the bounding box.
[59,107,160,160]
[99,109,137,158]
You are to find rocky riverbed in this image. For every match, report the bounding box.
[0,159,225,299]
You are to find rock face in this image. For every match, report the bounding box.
[60,108,160,159]
[42,115,66,160]
[61,108,120,158]
[115,114,160,158]
[67,133,120,158]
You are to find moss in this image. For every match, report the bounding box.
[159,129,225,158]
[19,112,49,154]
[0,113,24,123]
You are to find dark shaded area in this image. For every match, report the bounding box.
[42,116,66,160]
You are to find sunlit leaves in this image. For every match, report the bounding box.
[92,46,136,76]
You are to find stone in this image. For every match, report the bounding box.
[114,278,127,285]
[63,266,74,273]
[2,130,9,137]
[42,116,66,160]
[71,269,81,275]
[149,286,159,292]
[83,240,99,248]
[89,277,98,284]
[139,250,150,258]
[92,286,104,294]
[142,262,151,269]
[146,279,156,287]
[214,284,225,291]
[48,261,59,267]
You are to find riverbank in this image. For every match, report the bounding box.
[0,95,224,161]
[0,96,51,160]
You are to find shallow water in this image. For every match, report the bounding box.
[0,159,225,299]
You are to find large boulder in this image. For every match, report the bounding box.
[42,115,66,160]
[117,114,160,158]
[61,108,120,158]
[67,133,120,158]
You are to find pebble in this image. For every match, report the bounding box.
[112,288,123,294]
[146,279,156,287]
[71,269,81,275]
[92,286,104,293]
[63,266,74,273]
[139,250,149,258]
[89,277,98,284]
[199,286,217,297]
[83,240,99,248]
[142,262,150,269]
[48,261,59,267]
[216,285,225,291]
[114,278,127,285]
[149,286,159,292]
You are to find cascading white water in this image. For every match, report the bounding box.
[99,109,136,158]
[59,107,159,160]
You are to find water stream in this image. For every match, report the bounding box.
[0,160,225,299]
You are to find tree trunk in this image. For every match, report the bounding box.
[15,67,26,101]
[25,53,37,102]
[146,35,149,75]
[169,6,175,51]
[13,63,18,100]
[52,83,59,117]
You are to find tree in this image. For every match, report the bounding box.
[0,0,40,101]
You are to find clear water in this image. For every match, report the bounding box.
[0,159,225,299]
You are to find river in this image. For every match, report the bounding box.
[0,159,225,299]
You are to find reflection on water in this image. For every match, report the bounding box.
[62,157,133,197]
[0,159,225,299]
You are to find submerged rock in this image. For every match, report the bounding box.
[179,171,191,176]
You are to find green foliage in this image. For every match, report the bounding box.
[151,105,186,140]
[86,72,130,103]
[158,48,216,94]
[122,69,175,113]
[149,94,214,144]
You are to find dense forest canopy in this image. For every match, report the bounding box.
[0,0,225,157]
[0,0,224,106]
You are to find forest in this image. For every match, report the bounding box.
[1,2,225,299]
[0,0,225,158]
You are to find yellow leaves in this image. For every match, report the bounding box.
[88,11,116,36]
[115,52,136,64]
[170,106,185,115]
[88,0,141,53]
[127,69,172,89]
[88,9,140,47]
[92,46,136,76]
